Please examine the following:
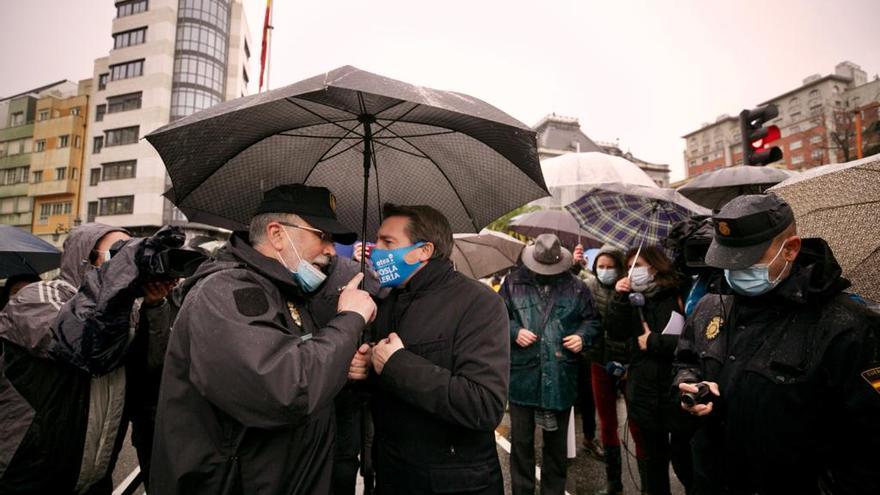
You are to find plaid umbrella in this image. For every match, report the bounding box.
[768,155,880,302]
[565,183,710,252]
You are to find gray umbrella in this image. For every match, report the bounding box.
[678,166,798,211]
[768,155,880,302]
[146,66,548,250]
[451,231,525,279]
[0,225,61,277]
[508,209,601,249]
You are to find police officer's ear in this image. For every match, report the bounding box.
[781,235,801,262]
[266,222,288,252]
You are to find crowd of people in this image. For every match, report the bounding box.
[1,184,878,495]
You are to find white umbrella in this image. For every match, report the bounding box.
[535,152,658,207]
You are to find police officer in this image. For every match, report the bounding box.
[673,194,880,494]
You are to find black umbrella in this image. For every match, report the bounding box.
[146,66,548,261]
[677,166,798,210]
[0,225,62,277]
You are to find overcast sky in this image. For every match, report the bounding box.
[2,0,878,180]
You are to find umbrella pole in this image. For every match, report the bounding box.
[359,114,376,283]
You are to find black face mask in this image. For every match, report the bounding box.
[535,273,560,285]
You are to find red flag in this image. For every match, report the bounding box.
[258,0,272,92]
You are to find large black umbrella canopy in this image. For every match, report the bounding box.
[147,65,548,242]
[0,225,61,277]
[677,166,798,211]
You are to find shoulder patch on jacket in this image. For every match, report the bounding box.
[233,287,269,317]
[862,366,880,395]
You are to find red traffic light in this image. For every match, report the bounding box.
[749,125,781,150]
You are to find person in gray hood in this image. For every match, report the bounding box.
[0,223,175,494]
[149,184,377,495]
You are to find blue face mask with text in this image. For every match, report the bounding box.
[370,242,426,288]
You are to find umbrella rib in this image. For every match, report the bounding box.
[379,125,480,231]
[372,129,458,139]
[304,126,364,183]
[285,98,365,138]
[369,138,430,159]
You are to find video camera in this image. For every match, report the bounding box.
[680,382,713,407]
[110,226,208,281]
[664,215,714,276]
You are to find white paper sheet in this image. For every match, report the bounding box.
[661,311,685,336]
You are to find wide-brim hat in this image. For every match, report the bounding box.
[705,193,794,270]
[522,233,573,275]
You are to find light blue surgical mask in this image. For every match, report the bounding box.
[276,228,327,293]
[724,242,789,297]
[370,242,426,288]
[596,268,618,286]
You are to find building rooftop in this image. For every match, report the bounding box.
[0,80,72,103]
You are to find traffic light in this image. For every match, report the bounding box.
[740,104,783,166]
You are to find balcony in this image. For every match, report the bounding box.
[28,177,79,197]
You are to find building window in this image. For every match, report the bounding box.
[113,27,147,49]
[71,107,81,116]
[93,136,104,154]
[39,110,50,121]
[104,126,139,147]
[175,21,228,63]
[792,155,804,165]
[243,67,249,85]
[55,167,66,181]
[791,111,802,120]
[0,166,29,185]
[790,140,802,150]
[35,140,46,152]
[98,73,109,90]
[58,135,69,148]
[117,0,148,18]
[811,149,824,161]
[107,92,142,113]
[87,201,98,222]
[96,104,106,122]
[101,160,137,181]
[74,136,82,148]
[32,171,43,183]
[171,87,221,120]
[90,168,101,186]
[810,135,823,144]
[179,0,229,31]
[244,39,250,59]
[11,112,24,126]
[99,195,134,215]
[173,54,226,94]
[109,59,144,81]
[71,168,78,180]
[40,203,51,220]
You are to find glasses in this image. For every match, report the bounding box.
[277,222,331,242]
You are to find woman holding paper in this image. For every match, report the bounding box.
[606,245,695,495]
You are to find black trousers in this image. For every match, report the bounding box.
[577,357,597,439]
[639,427,694,495]
[509,403,570,495]
[332,392,363,495]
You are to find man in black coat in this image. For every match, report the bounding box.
[150,185,377,495]
[367,204,510,495]
[674,194,880,494]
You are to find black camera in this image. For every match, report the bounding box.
[109,226,208,280]
[680,382,713,407]
[665,216,714,272]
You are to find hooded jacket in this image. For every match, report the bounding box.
[501,265,599,411]
[0,223,169,494]
[673,238,880,493]
[580,246,629,364]
[149,232,368,495]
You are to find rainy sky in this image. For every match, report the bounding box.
[2,0,879,180]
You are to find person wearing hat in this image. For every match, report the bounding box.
[500,233,599,495]
[149,184,378,495]
[674,194,880,494]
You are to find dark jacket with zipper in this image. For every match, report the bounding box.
[149,232,369,495]
[370,259,509,495]
[673,238,880,494]
[607,284,692,432]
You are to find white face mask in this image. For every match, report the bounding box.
[275,228,327,293]
[596,268,618,286]
[630,266,655,292]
